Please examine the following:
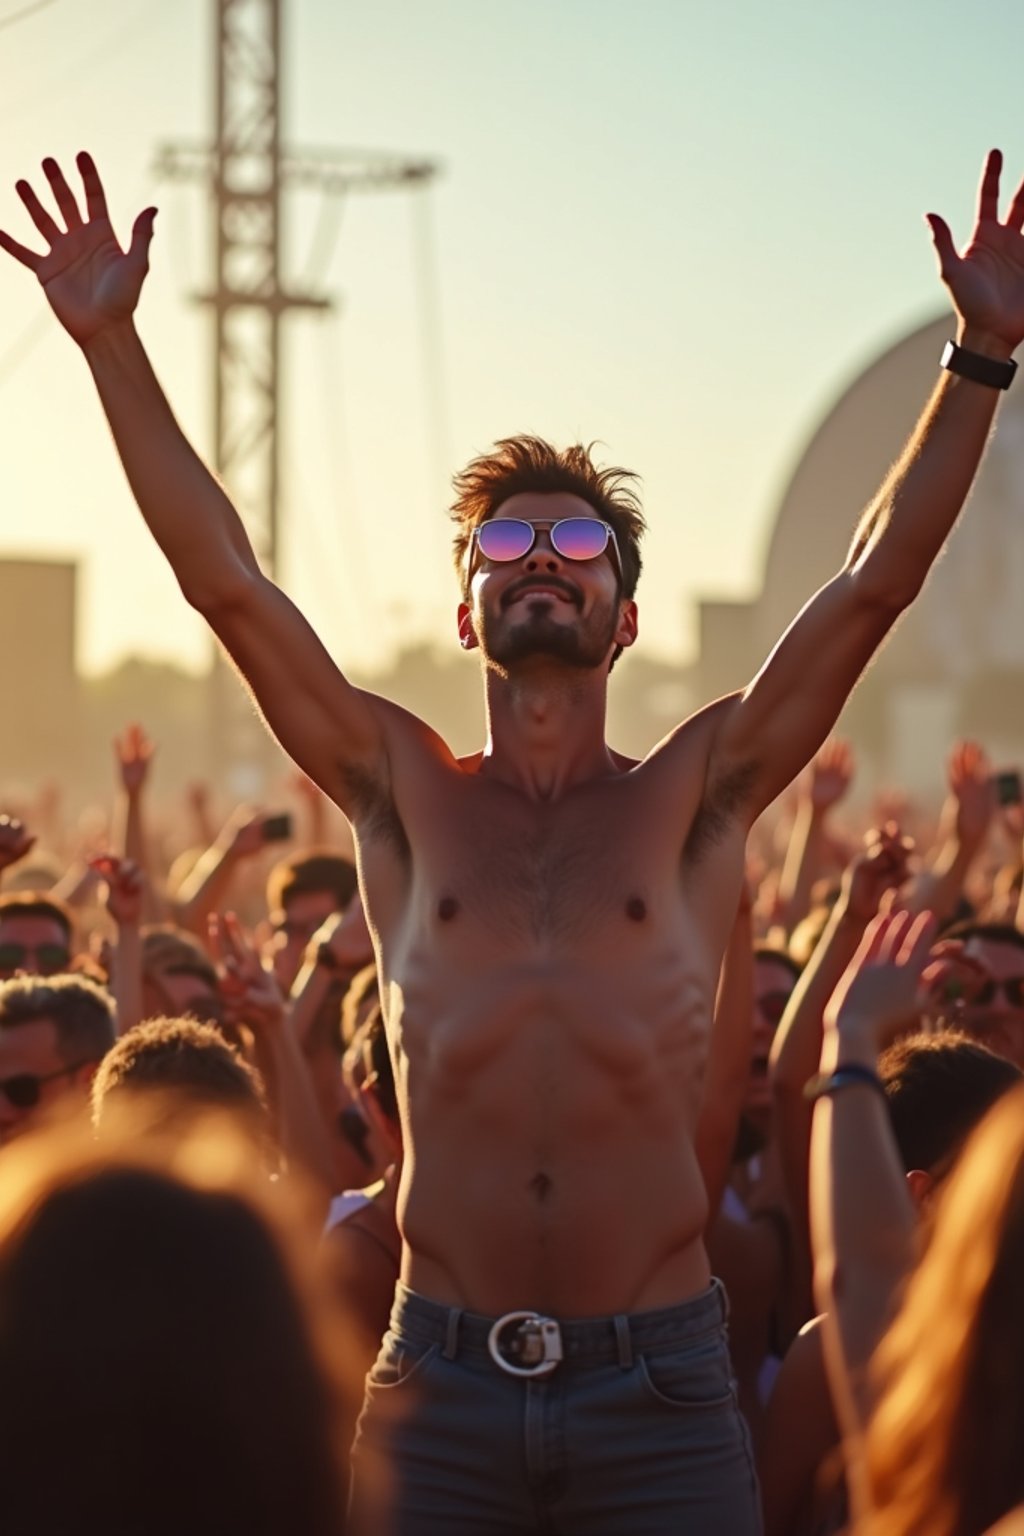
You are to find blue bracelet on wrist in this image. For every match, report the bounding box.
[803,1063,886,1102]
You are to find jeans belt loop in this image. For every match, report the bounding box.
[443,1307,463,1361]
[613,1314,633,1370]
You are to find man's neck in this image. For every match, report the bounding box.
[478,665,618,799]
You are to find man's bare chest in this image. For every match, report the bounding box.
[359,771,701,949]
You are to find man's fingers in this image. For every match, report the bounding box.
[925,213,958,280]
[76,151,110,222]
[0,227,43,272]
[897,910,937,968]
[127,206,157,275]
[976,147,1002,225]
[1007,172,1024,232]
[15,179,61,245]
[42,157,83,231]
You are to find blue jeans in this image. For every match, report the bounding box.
[350,1278,762,1534]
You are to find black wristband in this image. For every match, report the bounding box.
[803,1063,887,1102]
[940,339,1017,390]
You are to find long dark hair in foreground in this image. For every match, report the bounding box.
[0,1113,349,1536]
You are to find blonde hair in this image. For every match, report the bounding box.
[861,1083,1024,1536]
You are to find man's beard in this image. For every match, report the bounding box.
[479,595,619,673]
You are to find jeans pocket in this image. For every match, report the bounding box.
[367,1330,440,1392]
[637,1331,736,1411]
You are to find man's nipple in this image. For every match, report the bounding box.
[438,896,460,922]
[626,896,647,923]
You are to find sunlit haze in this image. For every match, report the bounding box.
[1,0,1021,682]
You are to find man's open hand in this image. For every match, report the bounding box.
[826,909,940,1047]
[808,738,854,814]
[928,150,1024,351]
[0,153,156,347]
[113,722,155,796]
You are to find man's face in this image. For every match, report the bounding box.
[271,889,346,988]
[142,968,224,1030]
[958,938,1024,1067]
[745,957,797,1122]
[0,1014,89,1144]
[0,914,71,982]
[460,493,636,674]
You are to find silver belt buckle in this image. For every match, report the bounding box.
[487,1310,563,1378]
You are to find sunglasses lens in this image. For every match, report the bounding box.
[1,1075,40,1109]
[1006,979,1024,1008]
[551,519,609,561]
[0,946,23,970]
[37,946,70,971]
[477,520,535,563]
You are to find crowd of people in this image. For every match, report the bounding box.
[3,732,1024,1534]
[4,143,1024,1534]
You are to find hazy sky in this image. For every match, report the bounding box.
[1,0,1022,679]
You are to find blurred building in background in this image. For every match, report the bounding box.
[0,560,80,788]
[694,312,1024,795]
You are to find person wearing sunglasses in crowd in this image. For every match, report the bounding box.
[929,921,1024,1068]
[0,974,116,1144]
[0,893,74,982]
[4,147,1024,1535]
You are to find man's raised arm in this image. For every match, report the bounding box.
[707,149,1024,817]
[0,154,386,812]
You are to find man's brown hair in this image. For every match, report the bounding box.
[91,1015,267,1125]
[0,974,115,1065]
[0,892,73,944]
[450,435,646,602]
[266,851,358,921]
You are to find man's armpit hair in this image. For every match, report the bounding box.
[684,760,759,864]
[340,763,410,857]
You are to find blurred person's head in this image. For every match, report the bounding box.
[266,851,359,986]
[0,893,73,980]
[0,1121,349,1536]
[91,1016,268,1142]
[140,924,224,1030]
[746,945,801,1131]
[0,974,115,1144]
[863,1082,1024,1536]
[939,922,1024,1067]
[880,1030,1021,1209]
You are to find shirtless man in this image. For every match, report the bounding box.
[4,149,1024,1534]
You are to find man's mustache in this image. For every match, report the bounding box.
[502,576,583,610]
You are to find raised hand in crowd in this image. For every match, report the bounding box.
[904,738,995,923]
[91,853,144,1035]
[184,779,216,847]
[209,911,334,1206]
[777,740,855,935]
[110,722,163,925]
[809,911,939,1500]
[771,825,913,1251]
[171,806,281,936]
[0,815,35,880]
[113,722,155,797]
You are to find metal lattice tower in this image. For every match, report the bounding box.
[154,0,438,783]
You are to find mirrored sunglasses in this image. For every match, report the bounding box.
[0,942,70,973]
[471,518,621,576]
